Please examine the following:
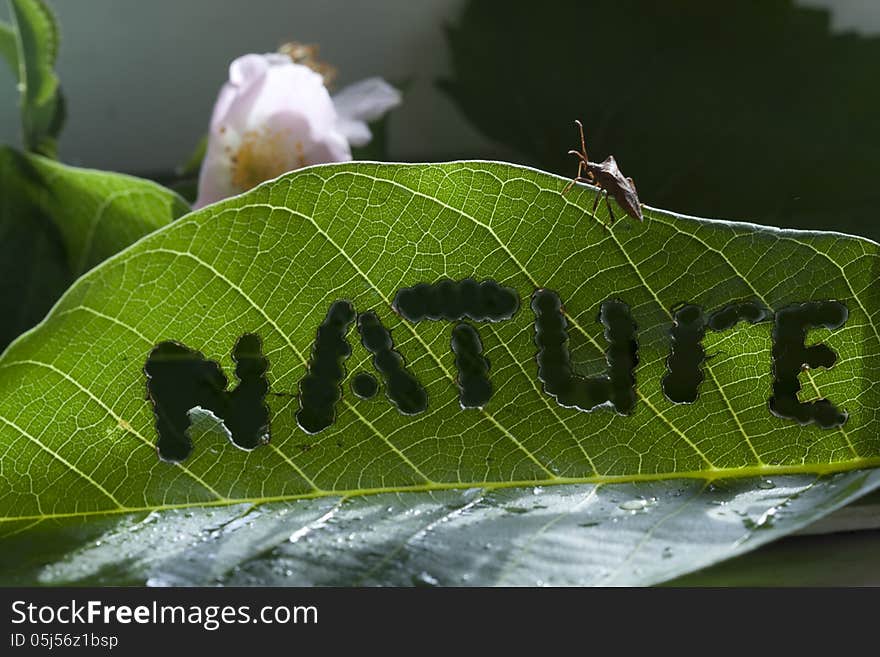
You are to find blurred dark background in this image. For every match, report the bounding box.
[2,0,879,239]
[441,0,880,239]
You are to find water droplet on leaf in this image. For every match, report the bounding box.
[743,507,778,530]
[413,571,439,587]
[504,506,529,515]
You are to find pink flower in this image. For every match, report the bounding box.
[195,53,401,208]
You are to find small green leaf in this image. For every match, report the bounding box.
[0,161,878,585]
[7,0,64,157]
[0,146,190,350]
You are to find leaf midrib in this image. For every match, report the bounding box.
[3,457,879,524]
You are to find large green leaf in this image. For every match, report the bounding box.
[0,146,190,350]
[0,161,878,585]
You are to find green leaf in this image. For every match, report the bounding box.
[438,0,880,241]
[7,0,64,157]
[0,146,190,351]
[0,161,878,585]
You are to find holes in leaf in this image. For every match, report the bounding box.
[357,311,428,415]
[769,301,848,428]
[707,302,770,331]
[662,301,770,404]
[224,333,271,450]
[144,333,270,462]
[392,277,519,323]
[531,288,638,414]
[143,290,850,460]
[296,300,356,434]
[451,322,492,408]
[662,304,706,404]
[351,372,379,400]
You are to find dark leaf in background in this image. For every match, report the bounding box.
[439,0,880,239]
[350,114,391,162]
[0,148,67,349]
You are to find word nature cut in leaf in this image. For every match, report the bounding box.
[1,161,879,586]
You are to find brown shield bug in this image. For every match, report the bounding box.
[563,120,643,225]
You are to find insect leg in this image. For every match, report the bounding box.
[563,176,592,194]
[605,192,616,226]
[590,187,602,217]
[562,166,588,195]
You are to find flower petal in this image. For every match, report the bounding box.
[335,118,372,147]
[194,140,239,208]
[228,53,271,86]
[332,77,401,123]
[247,64,338,135]
[211,55,273,131]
